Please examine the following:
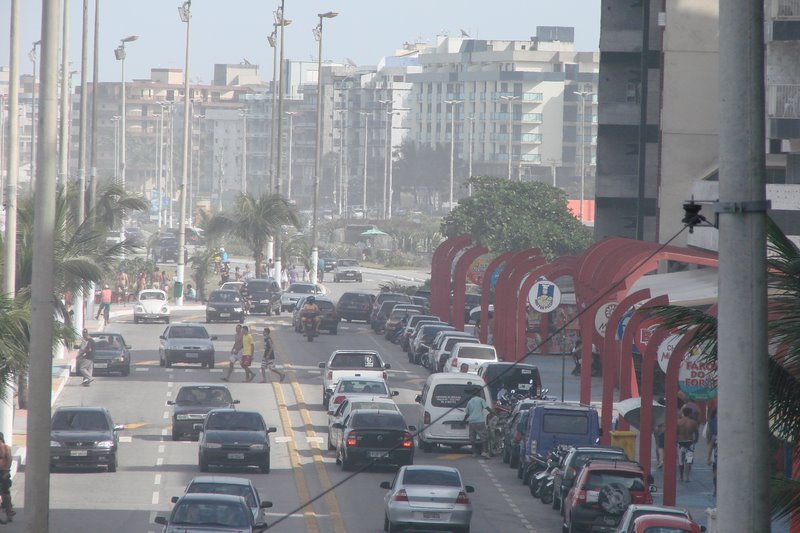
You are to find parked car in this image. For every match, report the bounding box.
[333,259,363,282]
[292,296,339,334]
[372,300,405,333]
[134,289,171,324]
[370,292,412,328]
[380,465,474,533]
[242,278,282,315]
[205,289,246,323]
[50,406,124,472]
[400,314,441,351]
[428,332,481,373]
[328,397,400,451]
[406,320,449,359]
[168,385,239,441]
[159,323,218,369]
[178,475,273,524]
[443,343,499,374]
[336,291,375,322]
[414,373,487,452]
[553,445,629,512]
[463,293,482,323]
[333,409,415,470]
[153,237,179,263]
[327,376,399,414]
[318,350,391,407]
[477,362,543,404]
[409,323,456,366]
[629,514,702,533]
[154,493,268,532]
[86,333,131,376]
[501,399,539,468]
[198,409,277,473]
[562,459,655,533]
[616,504,703,533]
[280,282,326,312]
[383,306,424,341]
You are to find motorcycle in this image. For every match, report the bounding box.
[529,445,569,499]
[303,314,318,342]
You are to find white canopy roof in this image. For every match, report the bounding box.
[627,268,718,307]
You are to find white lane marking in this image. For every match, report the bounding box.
[166,368,173,372]
[479,460,537,532]
[167,381,174,387]
[274,436,292,443]
[119,436,132,443]
[161,428,169,436]
[135,367,149,372]
[152,492,159,505]
[306,437,323,445]
[156,457,164,466]
[307,370,322,375]
[166,390,172,397]
[184,369,195,373]
[163,411,169,419]
[209,369,222,372]
[158,445,165,454]
[154,474,162,485]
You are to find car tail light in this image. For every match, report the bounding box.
[333,395,345,405]
[514,431,523,442]
[402,432,413,448]
[346,432,357,447]
[575,489,587,505]
[424,411,431,425]
[393,489,409,502]
[455,491,470,505]
[326,371,333,381]
[451,358,458,368]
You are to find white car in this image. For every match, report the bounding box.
[326,376,398,415]
[134,289,170,324]
[280,282,327,312]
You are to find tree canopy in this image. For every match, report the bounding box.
[440,176,592,258]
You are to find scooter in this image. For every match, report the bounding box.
[529,446,568,498]
[303,315,318,342]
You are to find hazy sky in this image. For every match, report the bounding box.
[1,1,600,84]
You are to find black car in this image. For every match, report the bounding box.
[336,291,375,322]
[153,237,179,263]
[319,251,338,272]
[292,296,339,334]
[50,406,124,472]
[206,290,246,323]
[464,293,482,323]
[410,324,455,365]
[372,300,408,333]
[168,385,239,441]
[243,279,282,315]
[87,332,131,376]
[476,362,543,402]
[198,409,277,473]
[333,409,415,471]
[370,292,412,327]
[159,323,218,368]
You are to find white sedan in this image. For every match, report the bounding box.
[134,289,170,324]
[280,282,327,312]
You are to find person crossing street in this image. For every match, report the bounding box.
[260,328,285,383]
[241,326,256,382]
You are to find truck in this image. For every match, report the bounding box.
[317,350,392,408]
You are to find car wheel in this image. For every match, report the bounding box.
[387,519,401,533]
[165,358,173,368]
[275,307,280,316]
[172,428,180,441]
[502,445,510,464]
[121,364,130,377]
[239,317,245,324]
[509,449,519,469]
[357,276,363,283]
[328,435,335,451]
[341,455,354,471]
[260,454,271,474]
[159,355,165,367]
[335,448,342,466]
[206,317,212,324]
[133,316,139,324]
[107,453,117,473]
[207,359,215,370]
[165,317,170,324]
[331,328,338,335]
[420,438,432,453]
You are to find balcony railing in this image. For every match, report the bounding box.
[768,84,800,117]
[775,0,800,18]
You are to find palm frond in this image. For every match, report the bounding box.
[770,476,800,520]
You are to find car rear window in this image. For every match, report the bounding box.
[585,471,645,492]
[409,315,438,327]
[455,345,496,359]
[351,401,399,412]
[176,386,233,405]
[642,528,688,533]
[186,483,256,508]
[172,500,249,528]
[430,384,484,408]
[289,284,315,293]
[402,469,461,487]
[338,260,359,267]
[206,412,265,431]
[52,410,109,431]
[542,413,590,435]
[337,380,388,395]
[351,412,406,429]
[209,291,241,303]
[168,326,209,339]
[330,352,383,369]
[247,281,274,292]
[340,293,372,304]
[443,337,478,351]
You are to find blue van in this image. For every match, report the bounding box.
[517,402,601,485]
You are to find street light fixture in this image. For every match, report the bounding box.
[467,114,475,196]
[311,10,338,284]
[386,110,400,218]
[378,99,392,219]
[28,39,41,186]
[500,95,519,180]
[273,1,291,280]
[573,90,595,223]
[114,34,138,191]
[444,99,462,210]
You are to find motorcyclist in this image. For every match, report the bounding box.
[300,296,321,336]
[219,247,229,265]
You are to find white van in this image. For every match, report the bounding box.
[414,373,488,451]
[443,342,499,374]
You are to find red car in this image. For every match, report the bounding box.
[562,459,655,533]
[632,514,702,533]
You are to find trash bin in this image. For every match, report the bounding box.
[173,281,183,299]
[610,430,637,461]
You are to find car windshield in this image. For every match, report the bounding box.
[316,301,334,310]
[171,500,250,528]
[430,384,483,408]
[337,380,388,395]
[175,387,233,405]
[247,281,273,292]
[338,260,359,267]
[288,284,315,294]
[408,316,438,328]
[186,483,256,508]
[210,291,241,303]
[340,293,372,304]
[168,326,209,339]
[351,412,406,429]
[329,352,383,369]
[140,292,165,301]
[205,412,265,431]
[52,410,110,431]
[585,471,645,492]
[402,469,461,487]
[455,345,495,360]
[542,413,589,434]
[90,334,125,350]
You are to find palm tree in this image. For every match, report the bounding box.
[205,192,300,276]
[646,217,800,518]
[189,247,216,302]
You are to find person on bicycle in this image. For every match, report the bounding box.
[96,284,113,322]
[300,296,321,335]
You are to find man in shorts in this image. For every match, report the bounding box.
[677,405,699,482]
[260,328,285,383]
[240,326,256,382]
[462,386,495,458]
[221,324,243,382]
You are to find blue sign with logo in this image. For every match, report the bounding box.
[489,264,506,290]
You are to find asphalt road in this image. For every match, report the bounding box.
[8,273,565,533]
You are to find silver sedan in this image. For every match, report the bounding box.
[380,465,474,533]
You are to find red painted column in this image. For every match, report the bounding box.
[639,328,672,478]
[430,235,471,320]
[509,256,546,362]
[479,252,513,343]
[452,245,488,330]
[493,249,540,359]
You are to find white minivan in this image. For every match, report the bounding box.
[443,342,499,374]
[414,373,488,451]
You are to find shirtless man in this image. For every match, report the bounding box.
[676,406,700,482]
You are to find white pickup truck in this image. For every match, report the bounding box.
[318,350,391,408]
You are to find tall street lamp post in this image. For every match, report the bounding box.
[311,10,337,284]
[359,110,370,218]
[444,99,462,210]
[334,108,346,218]
[574,90,594,223]
[285,110,296,199]
[28,40,41,187]
[59,0,71,189]
[239,108,247,194]
[378,98,391,219]
[176,0,192,306]
[386,110,399,219]
[500,95,518,180]
[114,34,138,191]
[111,115,120,178]
[467,114,475,196]
[273,0,289,279]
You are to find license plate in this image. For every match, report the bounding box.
[70,450,88,457]
[227,453,245,460]
[422,512,440,520]
[345,273,355,277]
[449,421,467,429]
[94,363,108,369]
[185,353,198,359]
[368,451,385,458]
[518,383,531,390]
[219,313,230,317]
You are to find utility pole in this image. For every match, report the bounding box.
[239,108,247,194]
[26,0,59,528]
[360,111,369,217]
[176,0,191,307]
[29,40,41,189]
[272,0,286,279]
[467,114,474,196]
[716,0,769,531]
[58,0,70,189]
[379,99,391,219]
[88,0,99,215]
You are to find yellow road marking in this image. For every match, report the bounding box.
[136,360,160,366]
[437,453,468,460]
[123,423,148,429]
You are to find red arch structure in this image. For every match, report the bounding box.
[452,245,488,331]
[503,254,548,361]
[479,252,514,343]
[430,235,471,321]
[639,327,674,479]
[491,249,541,359]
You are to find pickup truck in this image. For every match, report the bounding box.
[318,350,391,408]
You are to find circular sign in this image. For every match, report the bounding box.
[489,264,506,290]
[633,316,661,354]
[656,333,683,373]
[528,280,562,313]
[678,344,717,400]
[615,306,638,341]
[594,302,618,336]
[466,256,492,286]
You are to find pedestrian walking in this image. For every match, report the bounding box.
[462,386,495,459]
[706,406,718,464]
[0,433,15,522]
[281,267,289,290]
[221,324,244,382]
[654,422,665,468]
[677,406,700,482]
[241,326,256,382]
[77,328,96,386]
[260,328,286,383]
